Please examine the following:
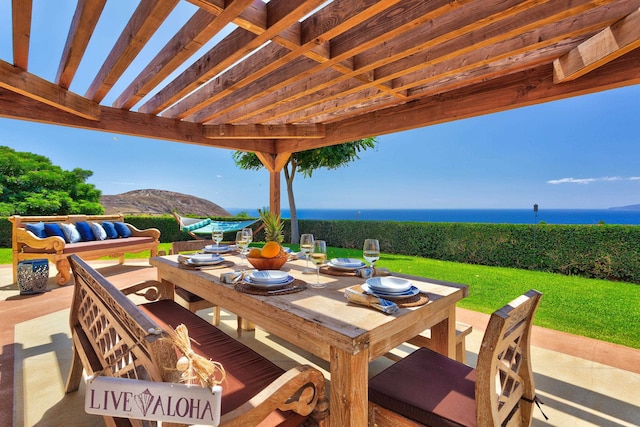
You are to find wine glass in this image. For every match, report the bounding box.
[363,239,380,270]
[212,228,223,250]
[236,230,250,270]
[310,240,327,288]
[242,227,253,245]
[299,234,314,273]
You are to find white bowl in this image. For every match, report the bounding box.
[187,254,224,265]
[331,258,364,267]
[249,270,290,284]
[366,277,412,293]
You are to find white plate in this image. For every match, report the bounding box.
[328,259,366,271]
[186,254,224,265]
[204,244,231,254]
[361,283,420,300]
[245,275,295,289]
[331,258,364,267]
[249,270,290,284]
[366,277,412,293]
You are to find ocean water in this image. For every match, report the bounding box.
[228,208,640,225]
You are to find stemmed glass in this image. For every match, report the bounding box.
[236,230,250,270]
[363,239,380,270]
[299,234,315,273]
[212,228,223,251]
[242,227,253,245]
[310,240,327,288]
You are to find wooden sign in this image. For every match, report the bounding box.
[85,376,221,425]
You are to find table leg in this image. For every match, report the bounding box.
[329,346,368,426]
[428,305,457,358]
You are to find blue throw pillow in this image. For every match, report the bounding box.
[90,222,107,240]
[60,223,81,243]
[75,221,95,241]
[26,222,47,238]
[44,223,66,239]
[102,222,119,239]
[114,221,132,238]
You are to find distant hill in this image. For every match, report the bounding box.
[609,204,640,211]
[101,189,232,217]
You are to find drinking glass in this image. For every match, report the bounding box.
[299,234,315,273]
[310,240,327,288]
[363,239,380,269]
[236,230,250,270]
[212,228,223,250]
[242,227,253,245]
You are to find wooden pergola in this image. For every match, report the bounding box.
[2,0,640,214]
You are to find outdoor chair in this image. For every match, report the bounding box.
[369,289,543,427]
[170,240,223,325]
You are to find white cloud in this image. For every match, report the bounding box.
[547,176,640,185]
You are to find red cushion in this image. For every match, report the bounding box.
[139,300,305,427]
[369,347,477,427]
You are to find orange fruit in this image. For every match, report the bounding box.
[248,248,262,258]
[261,241,281,259]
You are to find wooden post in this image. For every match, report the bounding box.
[270,170,280,217]
[255,151,290,217]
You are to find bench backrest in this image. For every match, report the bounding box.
[68,254,178,383]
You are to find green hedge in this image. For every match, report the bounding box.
[4,216,640,283]
[296,220,640,283]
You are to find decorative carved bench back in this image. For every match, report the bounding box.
[68,254,178,383]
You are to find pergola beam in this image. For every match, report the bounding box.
[0,60,100,121]
[0,89,271,153]
[84,0,179,102]
[11,0,32,70]
[276,47,640,153]
[56,0,106,89]
[203,124,325,139]
[554,8,640,83]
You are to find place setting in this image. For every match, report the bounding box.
[321,238,390,278]
[177,253,234,270]
[234,269,307,295]
[346,276,429,313]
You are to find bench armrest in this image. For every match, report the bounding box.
[220,365,327,426]
[15,228,65,252]
[125,223,160,240]
[121,280,174,302]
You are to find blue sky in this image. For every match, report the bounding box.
[1,2,639,211]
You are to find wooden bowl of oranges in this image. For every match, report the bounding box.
[247,241,289,270]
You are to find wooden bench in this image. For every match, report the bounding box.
[64,254,328,426]
[385,322,473,363]
[9,214,160,285]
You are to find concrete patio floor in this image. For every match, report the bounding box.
[1,260,638,426]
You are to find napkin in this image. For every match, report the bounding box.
[220,269,256,284]
[344,286,398,314]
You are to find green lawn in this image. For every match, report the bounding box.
[3,244,638,349]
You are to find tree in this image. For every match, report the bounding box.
[233,138,377,243]
[0,146,103,216]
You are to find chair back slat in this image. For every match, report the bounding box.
[475,289,542,427]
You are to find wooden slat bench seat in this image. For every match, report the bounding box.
[65,254,328,427]
[385,322,473,363]
[9,214,160,285]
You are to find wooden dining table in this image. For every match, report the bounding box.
[150,253,468,426]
